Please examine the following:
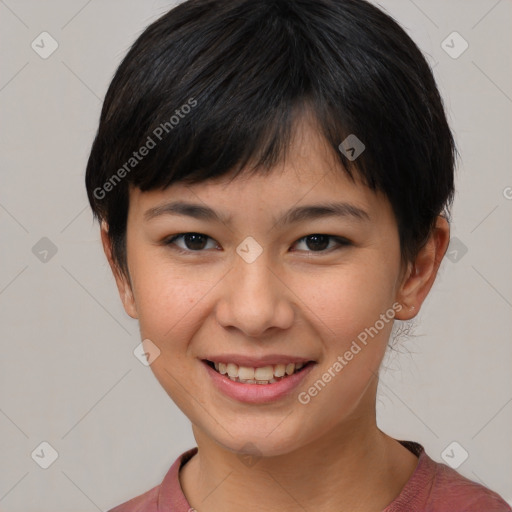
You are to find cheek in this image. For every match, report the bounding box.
[289,254,400,419]
[141,284,205,345]
[129,262,216,410]
[291,266,397,431]
[129,255,215,347]
[297,258,398,345]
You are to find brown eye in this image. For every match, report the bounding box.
[303,235,329,251]
[293,235,351,253]
[165,233,218,252]
[182,233,208,250]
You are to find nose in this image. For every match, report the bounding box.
[215,251,295,338]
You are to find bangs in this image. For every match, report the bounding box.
[86,0,455,271]
[128,99,360,191]
[96,2,372,194]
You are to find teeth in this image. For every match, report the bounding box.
[254,365,274,381]
[227,363,238,378]
[274,364,286,377]
[238,366,254,380]
[210,360,308,383]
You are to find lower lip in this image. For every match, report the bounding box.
[202,360,316,404]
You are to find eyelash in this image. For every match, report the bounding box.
[163,233,352,255]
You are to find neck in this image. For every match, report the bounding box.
[180,413,418,512]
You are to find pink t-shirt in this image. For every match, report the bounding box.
[108,441,511,512]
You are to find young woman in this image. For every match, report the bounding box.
[85,0,511,510]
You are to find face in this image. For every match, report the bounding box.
[104,119,444,458]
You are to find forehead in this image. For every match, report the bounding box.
[127,118,393,225]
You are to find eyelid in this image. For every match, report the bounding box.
[292,235,352,253]
[163,232,352,254]
[164,233,220,254]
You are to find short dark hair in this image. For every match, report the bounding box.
[85,0,456,277]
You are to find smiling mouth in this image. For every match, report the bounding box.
[204,359,315,384]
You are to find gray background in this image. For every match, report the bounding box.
[1,0,511,510]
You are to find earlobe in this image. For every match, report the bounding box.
[394,216,450,320]
[100,221,139,319]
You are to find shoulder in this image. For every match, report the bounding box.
[428,456,511,511]
[386,441,511,512]
[106,485,160,512]
[105,447,199,512]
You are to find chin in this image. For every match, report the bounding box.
[209,421,310,460]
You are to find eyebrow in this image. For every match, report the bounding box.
[143,200,370,225]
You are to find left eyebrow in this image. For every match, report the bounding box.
[143,200,370,225]
[277,202,370,226]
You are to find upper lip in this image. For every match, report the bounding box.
[202,354,315,367]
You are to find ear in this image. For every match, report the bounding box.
[100,221,138,319]
[394,215,450,320]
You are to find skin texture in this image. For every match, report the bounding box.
[101,117,450,512]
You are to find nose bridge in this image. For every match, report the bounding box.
[215,247,293,337]
[234,252,274,301]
